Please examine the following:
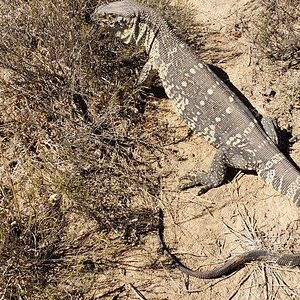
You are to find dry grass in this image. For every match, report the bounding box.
[0,0,201,298]
[254,0,300,68]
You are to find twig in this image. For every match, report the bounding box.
[130,283,148,300]
[94,285,125,299]
[227,271,252,300]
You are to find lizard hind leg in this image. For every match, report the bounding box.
[179,149,228,195]
[261,116,279,146]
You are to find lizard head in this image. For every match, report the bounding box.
[91,1,161,46]
[91,1,142,43]
[92,1,140,19]
[91,1,137,29]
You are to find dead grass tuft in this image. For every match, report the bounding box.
[254,0,300,68]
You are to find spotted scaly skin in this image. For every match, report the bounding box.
[92,1,300,278]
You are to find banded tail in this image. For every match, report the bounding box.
[257,152,300,207]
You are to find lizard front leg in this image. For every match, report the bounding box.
[179,149,228,195]
[261,116,279,146]
[137,57,154,85]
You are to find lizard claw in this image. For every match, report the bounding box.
[178,174,196,190]
[179,181,195,190]
[179,174,206,192]
[179,180,209,195]
[179,171,210,194]
[197,186,209,195]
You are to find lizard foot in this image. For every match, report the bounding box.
[179,172,209,194]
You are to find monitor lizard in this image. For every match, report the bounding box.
[92,0,300,278]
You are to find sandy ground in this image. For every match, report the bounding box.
[101,0,300,299]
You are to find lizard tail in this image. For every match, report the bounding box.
[157,208,300,279]
[257,153,300,207]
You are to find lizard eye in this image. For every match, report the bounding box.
[112,16,131,28]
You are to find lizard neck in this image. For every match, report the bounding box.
[116,10,172,55]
